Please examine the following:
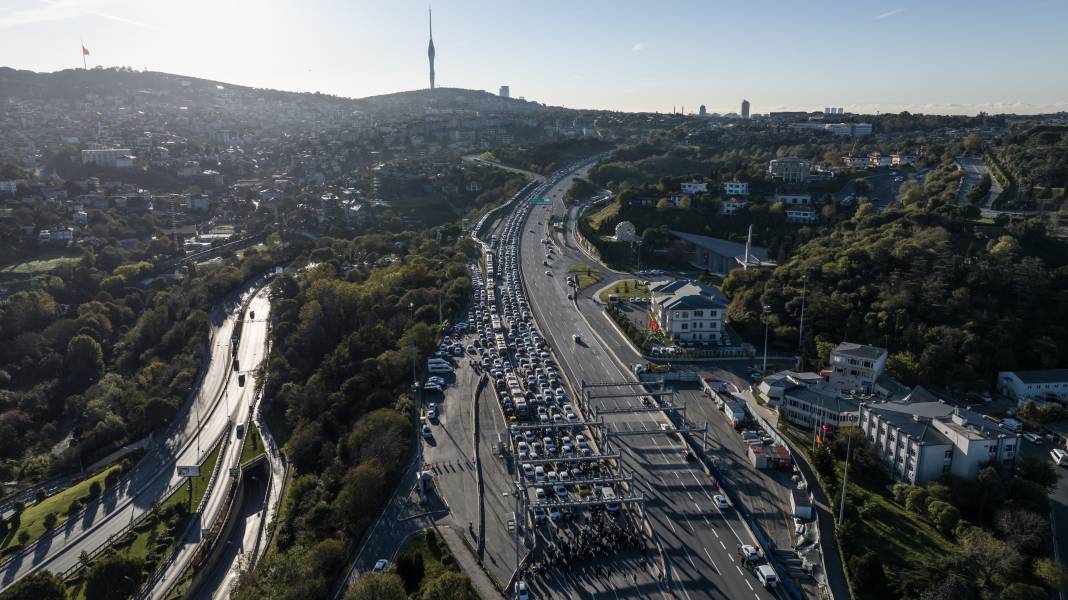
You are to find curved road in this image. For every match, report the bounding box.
[0,281,272,594]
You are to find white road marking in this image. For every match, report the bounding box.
[745,579,754,591]
[703,547,720,572]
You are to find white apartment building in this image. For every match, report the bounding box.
[785,206,818,223]
[720,198,749,215]
[892,153,919,166]
[81,148,133,168]
[774,192,812,205]
[722,180,750,196]
[868,153,893,168]
[782,386,860,430]
[859,393,1020,485]
[681,181,708,194]
[768,157,811,185]
[649,280,728,345]
[997,369,1068,404]
[828,342,887,393]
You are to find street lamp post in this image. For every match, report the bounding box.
[761,304,771,374]
[797,276,808,370]
[409,302,416,388]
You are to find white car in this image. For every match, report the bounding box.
[545,270,552,276]
[373,559,389,573]
[1023,432,1042,444]
[713,494,729,509]
[522,463,535,479]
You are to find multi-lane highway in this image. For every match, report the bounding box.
[0,281,272,596]
[514,167,777,600]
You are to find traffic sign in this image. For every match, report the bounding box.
[529,197,550,204]
[177,465,201,477]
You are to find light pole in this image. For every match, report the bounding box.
[761,304,771,374]
[797,275,808,370]
[838,432,853,527]
[409,302,416,389]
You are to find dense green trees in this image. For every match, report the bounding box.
[84,553,142,600]
[724,208,1068,389]
[0,571,66,600]
[235,231,471,600]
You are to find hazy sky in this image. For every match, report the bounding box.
[2,0,1067,115]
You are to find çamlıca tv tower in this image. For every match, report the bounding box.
[427,7,436,90]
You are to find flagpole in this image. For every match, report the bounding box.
[81,38,86,70]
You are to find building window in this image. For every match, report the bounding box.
[944,450,952,459]
[942,465,951,473]
[693,310,704,317]
[681,323,688,330]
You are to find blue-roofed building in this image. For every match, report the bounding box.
[669,229,774,274]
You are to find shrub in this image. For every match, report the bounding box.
[905,488,929,515]
[43,512,58,530]
[892,483,913,505]
[88,481,102,498]
[18,530,30,544]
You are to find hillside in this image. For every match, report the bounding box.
[0,67,551,117]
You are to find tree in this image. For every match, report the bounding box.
[65,334,104,389]
[84,553,142,600]
[0,571,67,600]
[958,526,1020,591]
[848,551,888,597]
[999,582,1048,600]
[963,134,983,153]
[906,487,929,515]
[344,573,406,600]
[395,549,425,593]
[887,351,921,385]
[421,571,478,600]
[88,480,102,498]
[1034,557,1068,591]
[893,483,914,505]
[0,515,8,539]
[1016,455,1058,490]
[994,508,1049,556]
[926,501,960,534]
[18,530,30,544]
[655,197,671,210]
[43,512,58,530]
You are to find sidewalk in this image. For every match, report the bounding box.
[437,523,504,599]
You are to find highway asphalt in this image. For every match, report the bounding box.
[519,169,777,600]
[0,281,272,595]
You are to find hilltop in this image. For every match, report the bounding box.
[0,67,551,116]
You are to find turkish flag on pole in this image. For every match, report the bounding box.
[82,46,90,56]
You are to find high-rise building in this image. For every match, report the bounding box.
[741,99,750,119]
[499,85,510,98]
[699,104,707,116]
[427,7,436,90]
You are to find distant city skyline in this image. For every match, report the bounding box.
[2,0,1067,115]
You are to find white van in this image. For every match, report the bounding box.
[601,486,620,512]
[428,363,454,374]
[1051,448,1068,467]
[755,564,778,589]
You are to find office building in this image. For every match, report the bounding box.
[828,342,888,393]
[768,157,811,185]
[859,392,1021,485]
[699,104,707,116]
[80,148,133,168]
[997,369,1068,404]
[499,85,510,98]
[741,99,750,119]
[722,180,750,196]
[650,279,728,345]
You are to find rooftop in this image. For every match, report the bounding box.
[1001,369,1068,384]
[832,342,888,361]
[669,230,768,262]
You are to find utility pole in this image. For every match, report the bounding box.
[761,304,771,374]
[409,302,416,388]
[838,432,852,527]
[797,276,808,371]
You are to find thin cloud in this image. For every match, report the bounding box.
[0,0,159,30]
[874,8,905,20]
[631,42,645,52]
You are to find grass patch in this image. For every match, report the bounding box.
[239,424,265,467]
[1,464,122,551]
[567,262,604,290]
[585,200,620,230]
[782,427,955,584]
[392,528,462,595]
[0,252,82,274]
[61,442,223,599]
[597,279,650,303]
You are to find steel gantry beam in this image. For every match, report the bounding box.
[580,380,649,389]
[516,473,636,491]
[607,424,707,437]
[584,389,672,400]
[591,402,685,416]
[508,419,605,432]
[515,452,621,467]
[524,494,645,512]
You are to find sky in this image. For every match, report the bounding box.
[2,0,1067,115]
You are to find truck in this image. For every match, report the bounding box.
[633,362,671,375]
[755,564,778,589]
[601,486,619,512]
